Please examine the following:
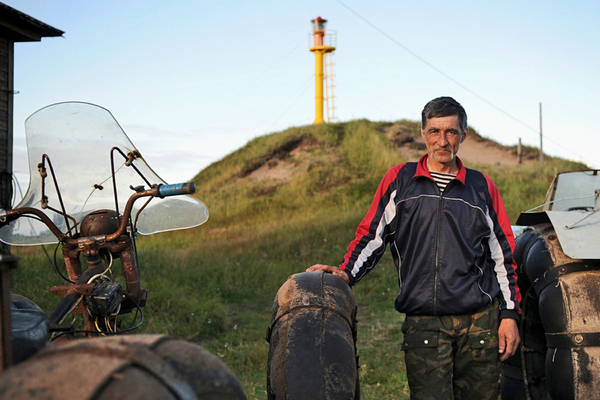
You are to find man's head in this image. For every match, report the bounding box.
[421,96,467,134]
[420,97,468,173]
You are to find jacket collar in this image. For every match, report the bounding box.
[415,154,467,185]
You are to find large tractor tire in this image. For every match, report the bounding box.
[266,271,359,400]
[501,224,600,400]
[0,334,247,399]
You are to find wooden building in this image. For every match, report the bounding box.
[0,3,63,210]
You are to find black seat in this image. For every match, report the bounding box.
[10,293,50,364]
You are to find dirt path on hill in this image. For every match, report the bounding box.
[458,138,522,166]
[392,129,533,167]
[249,128,533,184]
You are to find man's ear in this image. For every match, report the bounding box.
[460,128,469,143]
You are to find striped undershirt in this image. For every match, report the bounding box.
[429,171,456,193]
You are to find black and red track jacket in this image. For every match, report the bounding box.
[340,155,521,320]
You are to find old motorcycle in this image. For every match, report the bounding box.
[0,102,246,399]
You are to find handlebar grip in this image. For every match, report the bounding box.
[156,182,196,197]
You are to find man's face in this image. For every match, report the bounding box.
[421,115,467,167]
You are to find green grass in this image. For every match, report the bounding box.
[9,118,589,399]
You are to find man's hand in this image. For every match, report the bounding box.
[306,264,350,284]
[498,318,520,361]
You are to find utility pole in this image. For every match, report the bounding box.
[539,102,544,163]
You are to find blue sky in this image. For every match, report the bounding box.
[5,0,600,193]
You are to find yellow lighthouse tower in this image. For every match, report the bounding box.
[309,17,336,124]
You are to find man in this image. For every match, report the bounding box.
[308,96,521,399]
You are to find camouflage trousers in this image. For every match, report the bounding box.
[401,300,500,400]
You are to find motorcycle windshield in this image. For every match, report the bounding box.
[0,102,209,245]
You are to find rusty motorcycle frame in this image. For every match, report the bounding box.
[0,102,247,399]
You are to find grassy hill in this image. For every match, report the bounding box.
[11,119,587,399]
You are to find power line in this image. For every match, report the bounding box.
[267,76,314,130]
[251,74,314,136]
[336,78,413,120]
[236,42,303,99]
[334,0,592,166]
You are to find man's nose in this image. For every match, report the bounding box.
[437,133,449,146]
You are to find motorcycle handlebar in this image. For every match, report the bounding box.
[154,182,196,198]
[0,181,198,245]
[102,182,197,241]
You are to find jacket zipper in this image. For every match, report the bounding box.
[433,190,444,315]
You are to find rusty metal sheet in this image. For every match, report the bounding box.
[49,283,94,297]
[545,211,600,259]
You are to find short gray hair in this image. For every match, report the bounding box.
[421,97,467,134]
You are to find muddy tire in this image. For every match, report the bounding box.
[0,334,247,399]
[501,225,600,400]
[266,271,359,400]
